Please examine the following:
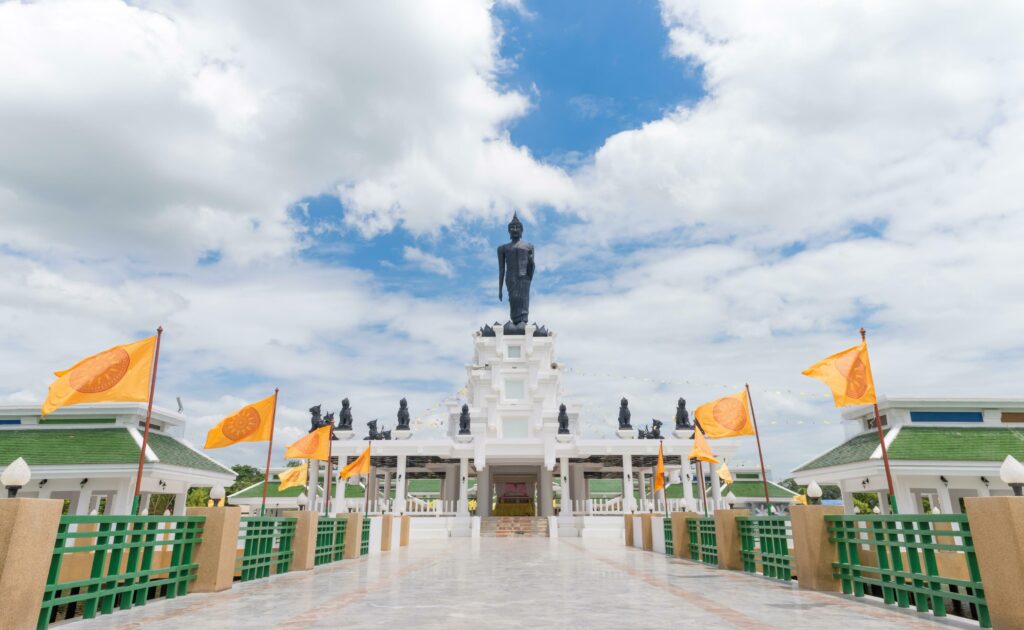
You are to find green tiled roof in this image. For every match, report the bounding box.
[0,429,139,466]
[0,428,232,475]
[231,481,322,499]
[721,480,796,499]
[887,427,1024,461]
[794,430,886,472]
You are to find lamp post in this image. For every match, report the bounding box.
[807,481,823,506]
[210,485,226,507]
[999,455,1024,496]
[1,457,31,498]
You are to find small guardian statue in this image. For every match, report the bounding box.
[308,405,324,433]
[396,398,411,431]
[617,398,632,430]
[365,419,382,441]
[497,212,535,328]
[557,403,570,435]
[649,419,663,440]
[323,411,337,440]
[338,398,354,431]
[458,404,472,435]
[675,398,691,430]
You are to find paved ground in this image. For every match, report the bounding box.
[73,539,978,629]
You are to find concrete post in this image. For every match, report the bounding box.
[173,490,188,516]
[381,514,393,551]
[712,508,749,571]
[477,466,491,517]
[623,514,633,546]
[639,513,653,551]
[559,456,572,517]
[539,466,553,517]
[186,506,241,593]
[342,512,364,559]
[622,454,633,513]
[683,465,695,512]
[335,457,348,513]
[382,471,393,508]
[394,454,407,514]
[638,470,648,509]
[457,458,469,516]
[964,497,1024,629]
[306,459,318,512]
[789,504,843,592]
[400,514,411,547]
[284,510,318,571]
[0,498,64,630]
[710,464,722,511]
[670,511,699,559]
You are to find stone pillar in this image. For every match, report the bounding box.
[789,505,842,591]
[964,497,1024,629]
[186,506,242,593]
[539,466,553,517]
[284,510,318,571]
[559,456,572,517]
[622,454,634,513]
[382,471,393,508]
[458,458,469,516]
[394,454,407,514]
[335,457,348,513]
[381,514,393,551]
[936,483,954,514]
[342,512,363,560]
[0,498,64,630]
[670,511,699,559]
[477,466,491,517]
[712,508,749,571]
[710,464,722,511]
[623,513,633,546]
[307,459,319,512]
[638,470,648,510]
[683,464,695,512]
[173,490,188,516]
[639,513,653,550]
[400,514,411,547]
[73,489,93,516]
[572,466,586,515]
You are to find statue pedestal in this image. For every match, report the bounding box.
[335,430,354,440]
[393,429,411,440]
[455,434,473,443]
[555,433,572,443]
[673,429,691,439]
[616,430,636,440]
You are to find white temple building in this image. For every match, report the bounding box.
[326,323,737,538]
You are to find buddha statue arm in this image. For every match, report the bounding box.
[497,244,506,301]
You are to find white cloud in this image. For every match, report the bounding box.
[403,246,455,278]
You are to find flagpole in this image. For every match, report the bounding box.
[861,327,898,514]
[132,326,163,514]
[260,388,279,516]
[744,383,773,515]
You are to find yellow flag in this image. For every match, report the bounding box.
[793,494,808,505]
[340,445,371,479]
[718,461,734,485]
[653,442,665,493]
[284,425,332,461]
[204,392,277,449]
[802,342,876,407]
[278,462,308,491]
[688,429,719,464]
[42,336,157,416]
[695,390,754,439]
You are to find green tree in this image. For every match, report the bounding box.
[227,464,264,495]
[779,478,841,500]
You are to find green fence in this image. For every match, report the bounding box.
[315,517,348,566]
[360,517,371,556]
[827,513,989,627]
[236,516,297,581]
[37,514,204,630]
[737,515,793,582]
[687,517,717,565]
[663,518,674,556]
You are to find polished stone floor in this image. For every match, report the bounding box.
[73,539,977,629]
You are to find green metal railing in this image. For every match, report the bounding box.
[737,515,793,582]
[827,513,989,627]
[687,517,717,565]
[315,517,348,566]
[38,514,204,630]
[360,517,371,556]
[663,519,674,556]
[236,516,297,581]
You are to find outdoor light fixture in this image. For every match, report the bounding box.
[807,481,823,505]
[872,506,881,514]
[80,478,89,488]
[980,476,990,486]
[861,478,870,488]
[141,509,149,516]
[725,491,738,507]
[1,457,31,498]
[297,491,308,508]
[39,479,48,487]
[90,509,99,516]
[931,506,941,514]
[940,476,949,486]
[999,455,1024,496]
[210,485,226,506]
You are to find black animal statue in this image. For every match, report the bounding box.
[338,398,354,431]
[396,398,411,431]
[675,398,691,430]
[557,403,570,435]
[382,429,392,440]
[649,419,663,440]
[365,419,382,441]
[458,404,472,435]
[637,425,648,439]
[323,411,337,440]
[617,398,632,430]
[308,404,323,433]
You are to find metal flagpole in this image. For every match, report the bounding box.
[260,388,279,516]
[861,327,898,514]
[744,383,774,515]
[132,326,163,515]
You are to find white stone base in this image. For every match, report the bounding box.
[555,433,572,443]
[672,429,691,439]
[455,434,473,443]
[334,430,354,440]
[616,429,636,439]
[548,515,559,538]
[393,429,411,440]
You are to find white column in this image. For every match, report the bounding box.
[383,470,393,509]
[572,466,586,515]
[539,466,553,517]
[622,454,634,513]
[477,466,491,516]
[559,456,572,517]
[173,491,188,516]
[395,454,407,514]
[307,459,319,511]
[683,462,695,512]
[334,457,348,513]
[458,457,469,516]
[710,463,722,511]
[638,469,648,510]
[74,490,93,515]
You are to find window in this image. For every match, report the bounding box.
[507,345,521,359]
[1001,412,1024,423]
[505,379,524,400]
[866,414,887,430]
[909,411,983,423]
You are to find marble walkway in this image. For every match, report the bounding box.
[72,538,979,629]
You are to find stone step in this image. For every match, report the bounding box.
[479,517,550,538]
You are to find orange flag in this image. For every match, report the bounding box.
[42,336,157,416]
[284,424,333,461]
[688,429,719,464]
[340,445,371,479]
[694,390,754,439]
[802,342,877,407]
[204,392,277,449]
[653,442,666,493]
[277,462,308,491]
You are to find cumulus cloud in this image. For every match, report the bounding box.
[403,247,456,277]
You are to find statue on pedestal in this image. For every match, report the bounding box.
[458,404,472,435]
[557,403,570,434]
[617,398,632,430]
[308,404,323,433]
[396,398,411,431]
[338,398,354,431]
[675,398,691,430]
[649,419,663,440]
[365,420,382,441]
[323,411,337,440]
[497,212,535,329]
